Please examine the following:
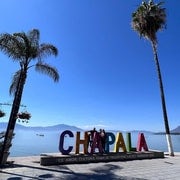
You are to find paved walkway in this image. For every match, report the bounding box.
[0,152,180,180]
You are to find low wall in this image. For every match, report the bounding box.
[40,151,164,166]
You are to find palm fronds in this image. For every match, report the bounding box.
[0,110,5,118]
[132,0,166,43]
[9,70,21,96]
[35,63,59,82]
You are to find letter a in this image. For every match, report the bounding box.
[137,133,148,151]
[114,132,127,152]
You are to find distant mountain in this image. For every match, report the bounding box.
[154,125,180,135]
[171,126,180,134]
[0,122,83,132]
[107,130,154,134]
[1,122,179,133]
[129,130,154,134]
[28,124,83,131]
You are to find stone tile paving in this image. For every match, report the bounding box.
[0,153,179,180]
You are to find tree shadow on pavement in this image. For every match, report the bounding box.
[60,164,147,180]
[62,164,122,180]
[1,163,147,180]
[1,163,73,180]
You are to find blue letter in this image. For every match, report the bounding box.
[59,130,74,155]
[105,132,115,153]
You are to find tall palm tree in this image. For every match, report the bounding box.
[0,29,60,165]
[131,0,174,156]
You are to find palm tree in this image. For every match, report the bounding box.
[0,29,60,165]
[131,0,174,156]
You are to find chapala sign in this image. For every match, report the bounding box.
[59,130,149,155]
[40,130,164,166]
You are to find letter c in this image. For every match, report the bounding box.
[59,130,74,155]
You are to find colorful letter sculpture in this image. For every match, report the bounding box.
[126,132,136,152]
[90,131,103,153]
[114,132,127,152]
[59,130,149,155]
[137,133,149,151]
[59,130,74,155]
[105,132,115,153]
[75,131,88,154]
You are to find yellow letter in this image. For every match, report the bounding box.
[114,132,127,152]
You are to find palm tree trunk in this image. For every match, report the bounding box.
[0,71,26,165]
[151,41,174,156]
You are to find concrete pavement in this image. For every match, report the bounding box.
[0,152,180,180]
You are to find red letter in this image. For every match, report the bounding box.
[137,133,148,151]
[90,132,103,154]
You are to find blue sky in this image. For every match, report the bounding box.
[0,0,180,132]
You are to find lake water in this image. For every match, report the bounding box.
[5,130,180,157]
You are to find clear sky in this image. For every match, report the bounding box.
[0,0,180,132]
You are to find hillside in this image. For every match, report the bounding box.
[171,126,180,134]
[1,122,179,133]
[154,125,180,135]
[0,122,83,132]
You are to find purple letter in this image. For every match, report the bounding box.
[59,130,74,155]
